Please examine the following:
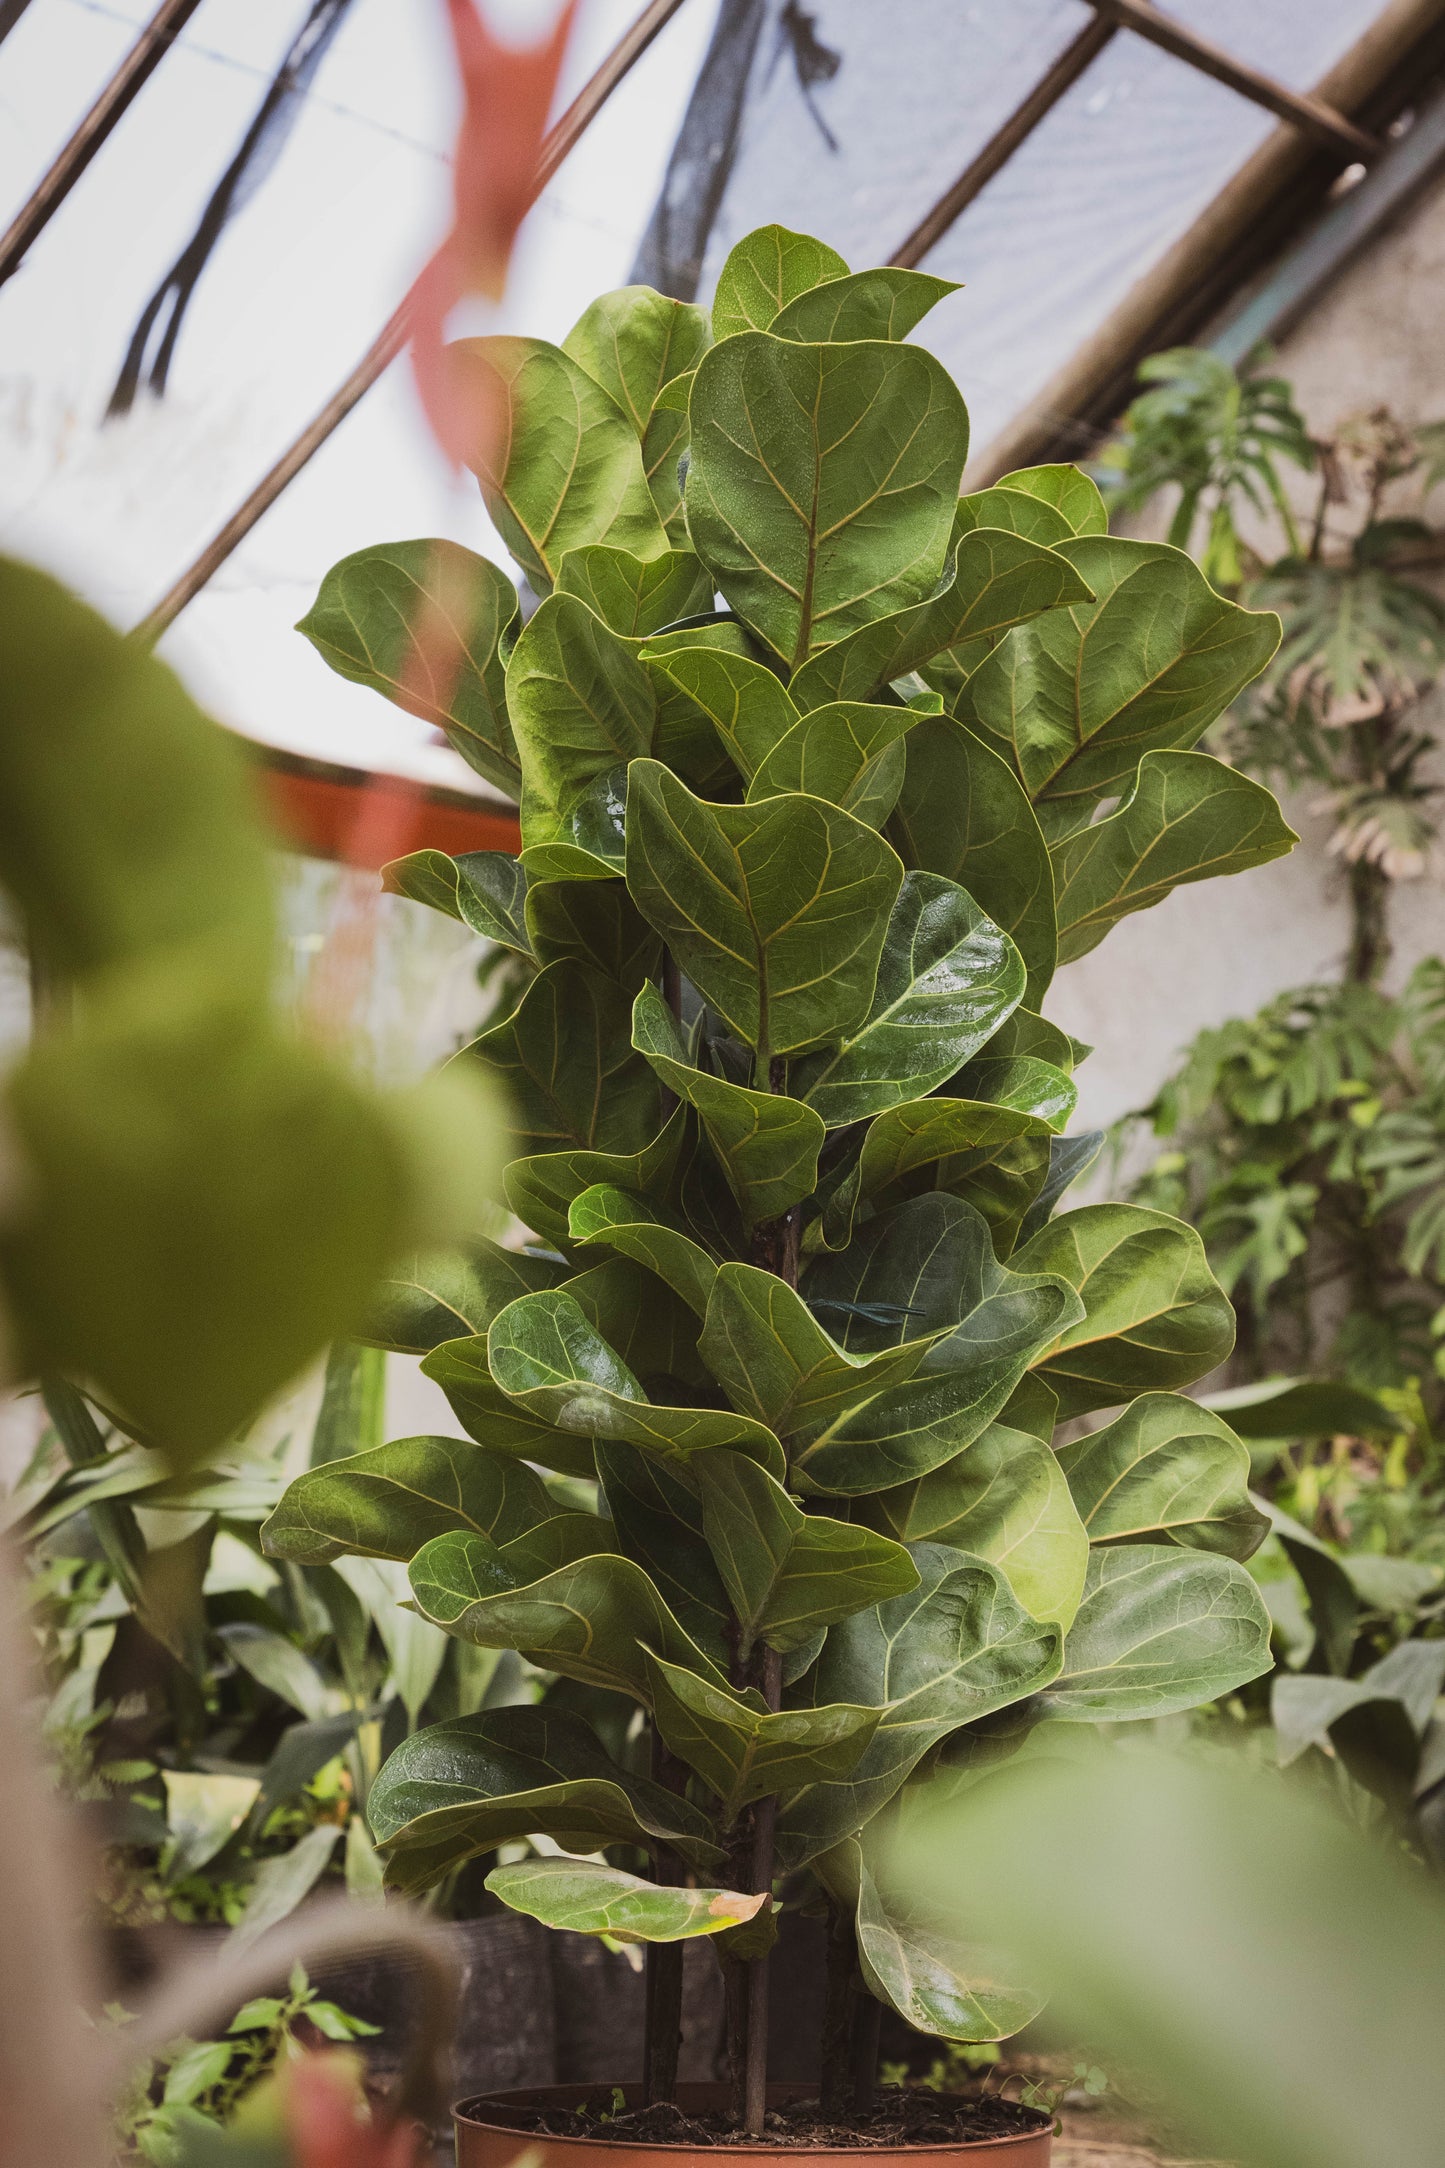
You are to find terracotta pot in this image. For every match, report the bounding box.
[454,2083,1052,2168]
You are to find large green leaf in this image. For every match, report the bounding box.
[458,958,660,1156]
[260,1436,557,1564]
[296,540,521,796]
[1051,750,1297,964]
[689,1444,919,1655]
[382,848,530,952]
[368,1707,721,1891]
[596,1439,731,1667]
[504,592,656,859]
[555,545,712,637]
[420,1337,597,1480]
[450,336,668,588]
[748,701,921,827]
[887,719,1057,1008]
[362,1238,566,1354]
[625,759,902,1060]
[504,1103,687,1251]
[631,982,826,1224]
[407,1539,728,1699]
[562,286,711,539]
[1014,1205,1234,1418]
[700,1264,927,1440]
[685,333,968,666]
[778,1543,1062,1865]
[861,1423,1089,1630]
[959,537,1281,840]
[956,463,1108,541]
[645,645,799,780]
[791,872,1025,1125]
[487,1289,785,1477]
[644,1648,879,1820]
[569,1183,720,1317]
[488,1857,761,1942]
[1055,1393,1268,1559]
[796,1195,1082,1494]
[771,267,958,344]
[788,526,1093,712]
[1038,1545,1272,1720]
[525,876,661,990]
[710,224,849,339]
[847,1838,1042,2043]
[854,1080,1073,1205]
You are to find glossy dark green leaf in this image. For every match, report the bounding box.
[368,1706,722,1891]
[562,284,711,538]
[778,1543,1062,1866]
[685,333,968,666]
[524,876,661,990]
[1051,749,1297,964]
[861,1422,1089,1629]
[487,1289,785,1477]
[887,719,1057,1007]
[959,537,1281,840]
[1055,1392,1268,1558]
[504,1103,688,1250]
[1014,1204,1235,1418]
[505,592,656,858]
[382,848,530,951]
[1038,1544,1272,1719]
[689,1445,918,1655]
[596,1439,731,1666]
[700,1264,927,1440]
[645,645,800,780]
[771,267,959,344]
[960,1006,1084,1080]
[555,544,712,636]
[407,1538,728,1698]
[449,336,668,588]
[631,982,825,1224]
[261,1435,557,1564]
[854,1084,1072,1206]
[645,1647,878,1818]
[297,540,521,796]
[420,1336,599,1479]
[488,1857,760,1941]
[1014,1130,1105,1247]
[626,759,903,1060]
[747,701,920,826]
[710,224,849,339]
[568,1183,720,1317]
[957,463,1108,540]
[789,527,1093,713]
[362,1238,566,1353]
[459,958,660,1156]
[792,874,1025,1126]
[567,1250,711,1395]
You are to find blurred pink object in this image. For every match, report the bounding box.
[288,2054,425,2168]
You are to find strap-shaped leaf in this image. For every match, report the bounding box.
[562,286,711,538]
[1014,1204,1234,1418]
[597,1439,731,1666]
[555,544,712,637]
[458,958,660,1157]
[625,759,903,1060]
[505,592,656,852]
[851,1843,1042,2043]
[789,526,1093,712]
[1051,749,1297,964]
[711,224,849,339]
[771,267,958,344]
[747,701,920,826]
[795,1195,1083,1494]
[685,333,968,666]
[369,1707,722,1891]
[1039,1544,1272,1720]
[488,1857,761,1943]
[778,1543,1062,1867]
[690,1445,918,1655]
[297,540,521,796]
[887,719,1057,1008]
[420,1336,599,1479]
[792,873,1025,1125]
[383,848,530,951]
[959,536,1281,840]
[644,1647,879,1818]
[645,645,800,781]
[408,1539,729,1699]
[700,1264,928,1440]
[450,335,668,588]
[568,1183,720,1317]
[860,1423,1088,1630]
[261,1435,556,1564]
[363,1238,566,1354]
[632,983,825,1225]
[487,1289,785,1477]
[504,1102,688,1250]
[525,876,661,991]
[1055,1391,1268,1559]
[1015,1130,1105,1248]
[957,463,1108,540]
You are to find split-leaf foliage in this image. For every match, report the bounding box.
[269,225,1291,2086]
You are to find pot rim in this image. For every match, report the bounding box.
[453,2082,1053,2155]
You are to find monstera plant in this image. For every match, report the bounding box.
[263,227,1295,2135]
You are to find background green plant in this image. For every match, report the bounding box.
[268,224,1294,2127]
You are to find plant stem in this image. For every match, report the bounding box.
[851,1987,882,2115]
[820,1899,857,2117]
[643,1729,688,2105]
[741,1643,782,2137]
[1346,858,1389,984]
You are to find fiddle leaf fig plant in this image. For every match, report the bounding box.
[268,225,1293,2132]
